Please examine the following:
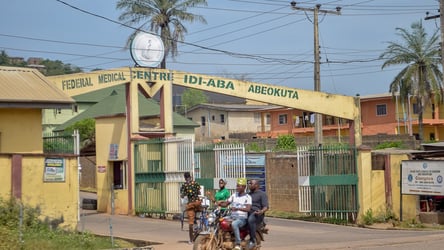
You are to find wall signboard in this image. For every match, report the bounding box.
[401,160,444,195]
[43,158,65,182]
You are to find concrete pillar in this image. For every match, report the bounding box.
[356,145,372,224]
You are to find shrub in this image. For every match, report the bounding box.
[274,135,296,151]
[374,141,404,149]
[362,209,374,225]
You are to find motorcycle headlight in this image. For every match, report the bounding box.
[207,212,216,224]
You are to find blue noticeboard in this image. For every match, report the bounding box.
[245,154,266,192]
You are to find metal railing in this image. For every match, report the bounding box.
[43,132,74,154]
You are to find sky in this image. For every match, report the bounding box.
[0,0,441,97]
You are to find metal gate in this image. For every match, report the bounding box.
[134,137,193,216]
[297,145,358,221]
[134,140,245,216]
[194,143,246,193]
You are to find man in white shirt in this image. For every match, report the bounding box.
[227,178,252,250]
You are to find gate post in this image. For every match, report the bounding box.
[357,145,372,224]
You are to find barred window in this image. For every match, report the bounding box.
[376,104,387,116]
[279,114,287,124]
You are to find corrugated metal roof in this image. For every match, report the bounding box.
[0,66,74,108]
[55,86,198,131]
[188,103,282,112]
[359,92,398,100]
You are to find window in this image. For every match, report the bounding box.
[254,113,261,123]
[376,104,387,116]
[113,161,127,190]
[220,114,225,123]
[266,114,271,125]
[73,105,78,113]
[201,116,206,126]
[212,115,215,121]
[279,114,287,124]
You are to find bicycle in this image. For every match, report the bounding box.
[180,196,211,236]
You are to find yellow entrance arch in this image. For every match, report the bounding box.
[49,67,361,145]
[49,67,362,215]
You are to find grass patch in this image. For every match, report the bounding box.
[266,210,350,226]
[0,197,139,250]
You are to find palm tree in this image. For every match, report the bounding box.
[116,0,207,69]
[380,21,443,141]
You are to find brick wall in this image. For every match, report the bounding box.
[265,152,299,212]
[230,134,418,151]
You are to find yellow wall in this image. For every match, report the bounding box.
[369,170,386,214]
[0,155,12,198]
[95,116,129,214]
[0,155,79,230]
[357,147,372,223]
[358,150,416,223]
[389,154,417,221]
[0,109,43,153]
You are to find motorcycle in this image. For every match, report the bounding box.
[193,208,268,250]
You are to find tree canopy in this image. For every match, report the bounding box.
[180,88,208,113]
[116,0,208,68]
[380,21,443,141]
[0,50,82,76]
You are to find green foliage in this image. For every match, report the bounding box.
[65,118,96,146]
[0,50,26,67]
[0,50,82,75]
[43,135,74,154]
[274,135,296,151]
[318,217,348,225]
[116,0,208,68]
[363,209,374,225]
[245,142,265,152]
[0,50,11,65]
[374,141,404,149]
[361,207,397,226]
[181,88,208,110]
[0,197,136,249]
[380,21,443,142]
[397,219,425,229]
[40,59,82,76]
[0,198,40,230]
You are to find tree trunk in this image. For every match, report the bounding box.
[418,101,424,143]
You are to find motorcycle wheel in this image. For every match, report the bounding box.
[193,234,216,250]
[251,231,262,250]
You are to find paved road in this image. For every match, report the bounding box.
[79,211,444,250]
[262,217,444,250]
[79,193,444,250]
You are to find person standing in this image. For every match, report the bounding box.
[207,178,231,210]
[180,172,201,244]
[247,179,269,248]
[227,178,251,250]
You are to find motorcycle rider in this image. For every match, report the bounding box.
[247,179,269,249]
[227,178,252,250]
[180,172,201,244]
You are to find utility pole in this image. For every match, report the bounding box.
[290,1,341,146]
[424,0,444,80]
